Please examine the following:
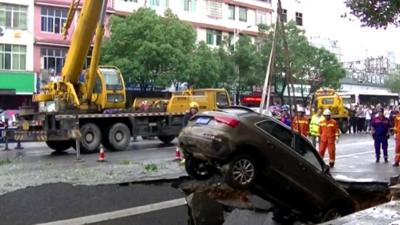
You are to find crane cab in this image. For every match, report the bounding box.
[91,66,126,111]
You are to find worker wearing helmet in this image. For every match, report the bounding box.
[183,102,199,126]
[291,107,309,137]
[309,107,324,147]
[371,107,390,163]
[318,109,340,168]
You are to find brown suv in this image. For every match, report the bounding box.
[178,106,354,223]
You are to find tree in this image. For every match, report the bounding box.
[345,0,400,28]
[101,8,196,91]
[185,42,221,88]
[232,35,263,103]
[259,21,345,103]
[386,70,400,93]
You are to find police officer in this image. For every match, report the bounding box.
[280,105,291,127]
[318,109,339,168]
[393,108,400,167]
[371,107,390,163]
[292,107,309,137]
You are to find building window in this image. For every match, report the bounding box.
[206,0,222,19]
[0,44,26,70]
[296,12,303,26]
[281,9,287,23]
[124,0,138,2]
[41,48,67,75]
[206,29,222,46]
[183,0,196,12]
[228,5,235,20]
[41,7,67,34]
[0,3,27,30]
[150,0,160,6]
[256,11,267,25]
[239,7,247,22]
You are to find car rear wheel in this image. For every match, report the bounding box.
[185,157,214,180]
[225,154,258,189]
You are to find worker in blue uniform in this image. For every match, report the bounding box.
[371,108,390,163]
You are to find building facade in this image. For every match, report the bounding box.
[0,0,35,109]
[0,0,305,110]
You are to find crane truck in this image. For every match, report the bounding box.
[10,0,231,153]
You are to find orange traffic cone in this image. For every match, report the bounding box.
[97,146,106,162]
[175,147,182,161]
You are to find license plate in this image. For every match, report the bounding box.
[196,117,210,125]
[22,121,29,130]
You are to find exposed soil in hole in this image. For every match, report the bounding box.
[342,182,392,211]
[179,177,398,225]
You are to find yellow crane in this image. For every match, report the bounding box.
[13,0,231,154]
[34,0,126,112]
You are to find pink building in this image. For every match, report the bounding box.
[33,0,114,79]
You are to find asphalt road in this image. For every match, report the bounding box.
[0,134,399,225]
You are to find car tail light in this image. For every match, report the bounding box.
[214,115,240,128]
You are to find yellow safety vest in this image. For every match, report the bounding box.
[310,115,324,136]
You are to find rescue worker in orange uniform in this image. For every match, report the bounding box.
[317,109,340,168]
[393,109,400,167]
[291,107,309,137]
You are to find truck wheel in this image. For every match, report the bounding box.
[158,135,175,144]
[339,120,348,134]
[46,140,71,152]
[80,123,101,154]
[108,123,130,151]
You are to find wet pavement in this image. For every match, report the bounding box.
[0,134,399,224]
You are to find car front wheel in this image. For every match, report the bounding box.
[185,157,214,180]
[225,154,258,189]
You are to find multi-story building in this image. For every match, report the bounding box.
[114,0,276,47]
[0,0,35,109]
[33,0,114,81]
[0,0,305,110]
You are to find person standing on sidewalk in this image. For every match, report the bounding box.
[318,109,340,168]
[371,108,390,163]
[393,109,400,167]
[309,107,324,147]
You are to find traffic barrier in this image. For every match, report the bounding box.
[97,146,106,162]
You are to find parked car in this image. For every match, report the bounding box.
[178,106,354,223]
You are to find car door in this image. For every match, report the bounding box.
[255,119,316,210]
[292,135,331,213]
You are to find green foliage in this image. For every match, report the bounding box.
[101,8,196,90]
[185,42,221,88]
[0,159,11,166]
[233,36,263,91]
[144,163,158,173]
[386,70,400,93]
[345,0,400,28]
[259,21,345,102]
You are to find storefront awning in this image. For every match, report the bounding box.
[0,71,35,95]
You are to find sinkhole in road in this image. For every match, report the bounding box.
[174,175,399,225]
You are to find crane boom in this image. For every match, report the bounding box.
[61,0,102,84]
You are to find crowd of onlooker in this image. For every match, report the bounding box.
[347,104,398,134]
